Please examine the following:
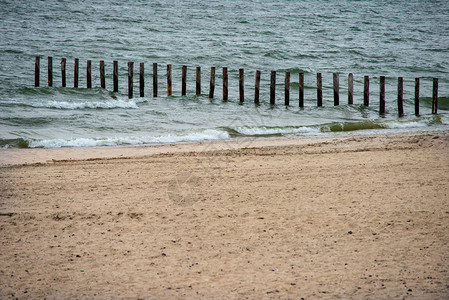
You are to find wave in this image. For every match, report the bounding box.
[0,98,146,110]
[1,129,230,149]
[0,87,147,110]
[2,116,448,149]
[321,120,386,132]
[231,126,321,136]
[321,118,446,133]
[0,138,30,149]
[230,117,449,137]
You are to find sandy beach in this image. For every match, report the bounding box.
[1,131,448,299]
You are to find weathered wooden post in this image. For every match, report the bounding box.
[47,56,53,87]
[317,73,322,107]
[270,71,276,105]
[128,62,133,98]
[61,58,66,87]
[167,64,172,96]
[333,73,339,106]
[285,72,290,106]
[100,60,105,89]
[34,56,40,87]
[196,66,201,95]
[86,60,92,88]
[74,58,79,88]
[254,70,261,104]
[415,78,420,116]
[153,63,158,97]
[348,73,353,104]
[380,76,386,114]
[239,68,244,102]
[209,67,215,98]
[364,75,369,106]
[223,67,228,101]
[432,78,438,114]
[299,73,304,107]
[181,65,187,96]
[113,60,118,92]
[140,62,144,97]
[397,77,404,116]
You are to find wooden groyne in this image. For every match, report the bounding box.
[35,56,441,115]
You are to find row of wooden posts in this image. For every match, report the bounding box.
[35,56,440,115]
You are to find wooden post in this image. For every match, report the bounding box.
[196,66,201,95]
[317,73,322,107]
[128,62,133,98]
[348,73,353,104]
[167,64,172,96]
[35,56,40,87]
[61,58,66,87]
[299,73,304,107]
[255,70,261,104]
[74,58,79,88]
[333,73,339,106]
[223,67,228,101]
[397,77,404,116]
[140,62,144,97]
[86,60,91,88]
[415,78,420,116]
[47,56,53,87]
[363,75,369,106]
[285,72,290,106]
[380,76,386,114]
[209,67,215,98]
[181,65,187,96]
[100,60,105,89]
[113,60,118,92]
[270,71,276,105]
[239,68,244,103]
[432,78,438,114]
[153,63,157,97]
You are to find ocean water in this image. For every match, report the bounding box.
[0,0,448,148]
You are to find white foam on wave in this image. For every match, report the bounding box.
[234,126,321,136]
[385,120,428,129]
[440,115,449,125]
[1,98,145,109]
[34,99,143,109]
[28,129,230,148]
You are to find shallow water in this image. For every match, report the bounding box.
[1,0,448,148]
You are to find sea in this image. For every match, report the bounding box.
[1,0,448,149]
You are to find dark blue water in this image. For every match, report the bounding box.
[1,0,448,148]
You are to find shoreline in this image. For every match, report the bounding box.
[1,129,448,167]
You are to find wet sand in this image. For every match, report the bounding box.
[1,131,448,299]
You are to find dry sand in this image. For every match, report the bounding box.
[0,131,448,299]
